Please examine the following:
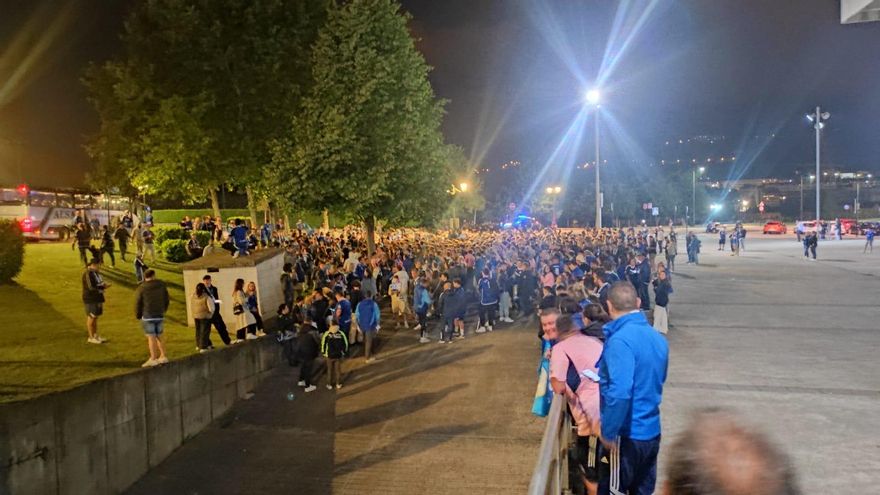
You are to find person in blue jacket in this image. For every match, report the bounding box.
[636,253,651,311]
[598,282,669,495]
[413,278,433,343]
[355,290,380,362]
[477,268,499,333]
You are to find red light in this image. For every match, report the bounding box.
[16,184,29,196]
[19,218,32,233]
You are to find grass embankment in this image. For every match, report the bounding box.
[0,243,198,403]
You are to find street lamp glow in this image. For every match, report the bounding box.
[459,182,469,192]
[553,186,561,194]
[585,89,601,106]
[742,200,749,206]
[710,203,722,211]
[546,187,553,194]
[698,167,706,173]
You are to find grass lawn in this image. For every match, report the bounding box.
[0,243,199,403]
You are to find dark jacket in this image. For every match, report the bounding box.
[82,269,106,303]
[582,320,607,342]
[295,330,319,361]
[135,279,170,319]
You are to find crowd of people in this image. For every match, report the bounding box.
[73,213,809,493]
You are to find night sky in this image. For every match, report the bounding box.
[1,0,879,189]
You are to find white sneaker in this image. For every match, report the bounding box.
[96,335,108,343]
[487,325,493,332]
[233,251,240,258]
[336,384,342,390]
[505,317,515,323]
[256,330,267,337]
[403,322,409,329]
[231,339,243,344]
[199,349,209,354]
[419,337,431,343]
[476,326,486,334]
[326,384,333,390]
[87,337,103,345]
[304,385,317,393]
[413,324,422,331]
[297,380,306,387]
[246,334,258,340]
[141,358,158,368]
[155,356,169,365]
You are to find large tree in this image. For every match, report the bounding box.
[271,0,450,254]
[84,0,328,221]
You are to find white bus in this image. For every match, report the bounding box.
[0,185,143,241]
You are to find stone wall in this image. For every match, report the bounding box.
[0,338,280,495]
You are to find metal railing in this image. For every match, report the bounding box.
[528,393,573,495]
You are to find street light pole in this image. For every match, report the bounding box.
[594,114,601,229]
[807,106,830,225]
[799,176,804,220]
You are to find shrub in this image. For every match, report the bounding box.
[158,239,190,263]
[0,220,25,283]
[154,226,186,244]
[193,231,212,247]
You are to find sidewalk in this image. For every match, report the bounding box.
[125,313,545,494]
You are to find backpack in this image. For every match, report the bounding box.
[325,332,346,359]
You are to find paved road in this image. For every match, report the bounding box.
[126,310,545,494]
[661,233,880,493]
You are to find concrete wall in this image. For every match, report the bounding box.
[182,251,284,328]
[0,339,280,495]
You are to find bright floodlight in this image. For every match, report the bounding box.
[546,187,553,194]
[459,182,469,192]
[699,167,706,173]
[554,186,561,194]
[585,89,601,105]
[711,203,722,211]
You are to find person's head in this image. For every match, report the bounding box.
[328,324,339,334]
[88,259,101,271]
[202,274,213,287]
[334,289,345,300]
[278,303,289,315]
[482,268,490,278]
[663,409,801,495]
[246,281,256,293]
[295,295,305,305]
[540,308,560,340]
[606,281,639,319]
[235,218,243,226]
[195,282,207,297]
[144,269,156,281]
[313,288,323,300]
[190,232,197,240]
[234,278,245,292]
[555,314,578,337]
[283,262,292,273]
[584,303,611,324]
[443,281,452,290]
[364,290,373,299]
[658,269,667,281]
[452,278,462,288]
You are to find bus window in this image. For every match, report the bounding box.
[56,193,74,208]
[74,194,94,209]
[29,191,57,207]
[0,189,25,205]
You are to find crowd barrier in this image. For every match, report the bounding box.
[0,338,280,495]
[528,394,572,495]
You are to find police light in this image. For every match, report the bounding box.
[16,184,29,196]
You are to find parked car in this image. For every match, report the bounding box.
[854,221,880,236]
[763,221,787,234]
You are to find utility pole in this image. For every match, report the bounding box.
[594,115,602,229]
[807,106,830,224]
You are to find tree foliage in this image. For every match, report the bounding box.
[271,0,450,247]
[84,0,328,215]
[0,220,25,283]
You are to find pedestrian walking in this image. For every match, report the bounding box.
[718,228,726,251]
[191,283,215,352]
[864,227,874,253]
[82,259,110,344]
[664,235,677,272]
[321,324,349,390]
[134,269,170,367]
[652,269,672,334]
[413,278,432,343]
[245,281,266,337]
[73,223,92,266]
[100,225,115,268]
[597,282,669,495]
[355,290,380,361]
[202,275,231,345]
[296,324,319,393]
[114,223,130,261]
[141,225,156,262]
[134,254,148,283]
[232,278,258,342]
[477,268,499,333]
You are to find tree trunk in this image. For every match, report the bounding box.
[365,216,376,257]
[245,186,259,228]
[322,209,330,230]
[209,187,222,220]
[284,214,291,231]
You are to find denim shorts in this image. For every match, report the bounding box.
[141,319,165,337]
[84,302,103,317]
